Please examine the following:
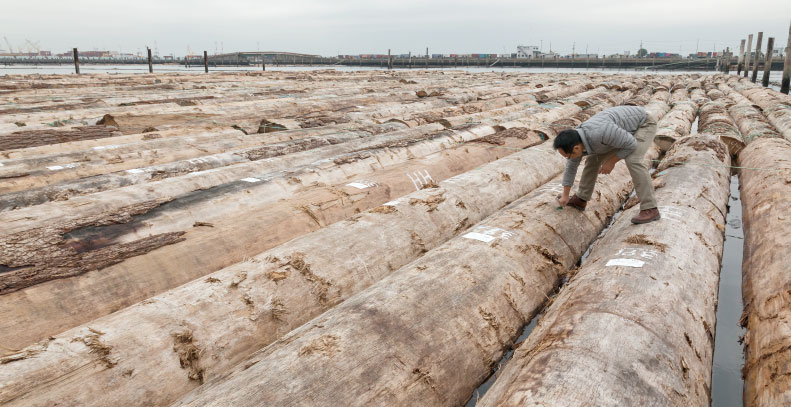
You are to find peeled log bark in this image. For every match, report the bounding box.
[727,101,781,144]
[0,121,503,348]
[170,151,656,407]
[0,143,567,407]
[740,137,791,407]
[0,124,384,183]
[653,100,697,152]
[0,126,120,151]
[479,134,731,407]
[0,82,598,208]
[727,78,791,141]
[0,123,443,210]
[730,81,791,406]
[670,87,690,105]
[0,127,545,349]
[0,128,378,194]
[698,99,745,155]
[0,87,619,349]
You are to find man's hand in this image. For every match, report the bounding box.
[599,155,620,175]
[557,186,572,206]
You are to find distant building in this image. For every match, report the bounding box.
[570,53,599,59]
[517,45,540,58]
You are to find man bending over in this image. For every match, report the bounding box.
[553,105,660,224]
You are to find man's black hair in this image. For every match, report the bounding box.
[553,129,582,153]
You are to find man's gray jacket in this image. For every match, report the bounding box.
[561,105,647,187]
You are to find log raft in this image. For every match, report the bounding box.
[3,72,785,407]
[723,80,791,406]
[478,133,731,406]
[0,85,629,350]
[171,154,651,407]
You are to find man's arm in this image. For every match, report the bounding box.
[559,157,582,204]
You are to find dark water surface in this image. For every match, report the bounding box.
[711,174,745,407]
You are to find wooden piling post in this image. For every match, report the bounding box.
[387,49,392,70]
[724,47,731,73]
[147,47,153,73]
[203,51,208,73]
[425,47,428,69]
[782,20,791,94]
[751,32,763,82]
[737,39,745,74]
[72,47,80,74]
[762,37,774,87]
[744,34,753,77]
[262,53,265,71]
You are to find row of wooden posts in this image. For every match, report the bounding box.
[732,21,791,93]
[69,33,791,95]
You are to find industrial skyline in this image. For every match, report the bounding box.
[3,0,789,58]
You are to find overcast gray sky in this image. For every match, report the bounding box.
[2,0,790,56]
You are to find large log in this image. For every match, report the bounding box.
[0,72,559,137]
[739,138,791,407]
[162,90,671,407]
[0,128,382,194]
[0,87,626,350]
[0,142,569,407]
[0,124,395,181]
[0,122,487,346]
[0,81,601,208]
[478,133,731,407]
[170,148,655,407]
[698,99,745,155]
[729,83,791,405]
[727,77,791,141]
[653,99,697,152]
[0,123,441,210]
[0,77,585,183]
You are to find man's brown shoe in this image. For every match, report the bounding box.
[566,195,587,211]
[631,208,661,224]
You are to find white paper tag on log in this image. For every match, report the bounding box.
[383,199,400,206]
[241,177,261,183]
[0,162,4,167]
[606,258,645,268]
[92,144,119,150]
[47,163,78,171]
[347,180,377,189]
[463,232,497,243]
[126,168,145,174]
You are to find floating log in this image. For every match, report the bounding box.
[0,97,668,407]
[0,85,617,348]
[0,120,496,346]
[698,99,745,155]
[726,84,791,405]
[0,142,568,407]
[478,133,731,407]
[724,96,781,144]
[725,77,791,141]
[0,81,600,207]
[170,152,652,407]
[653,99,698,152]
[740,138,791,407]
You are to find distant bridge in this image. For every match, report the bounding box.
[194,51,323,66]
